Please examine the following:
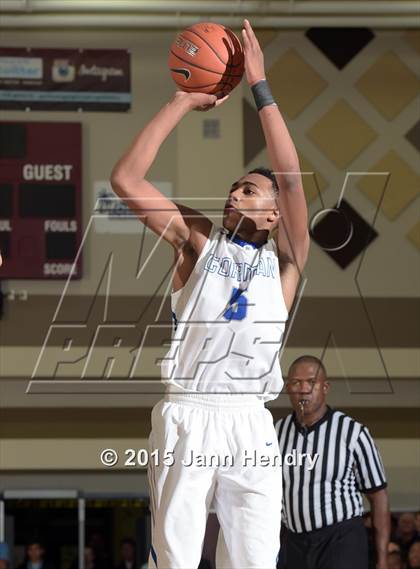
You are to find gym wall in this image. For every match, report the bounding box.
[0,27,419,509]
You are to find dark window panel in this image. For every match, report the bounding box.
[45,232,77,260]
[19,184,76,218]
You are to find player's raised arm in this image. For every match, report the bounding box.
[110,91,226,251]
[241,19,310,276]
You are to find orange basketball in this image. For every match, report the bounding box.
[168,22,244,96]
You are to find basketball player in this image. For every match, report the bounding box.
[111,19,309,569]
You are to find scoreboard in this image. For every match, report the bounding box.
[0,121,82,279]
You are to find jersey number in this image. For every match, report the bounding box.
[223,287,248,321]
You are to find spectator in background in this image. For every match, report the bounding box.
[391,515,400,542]
[16,541,52,569]
[84,547,96,569]
[115,538,136,569]
[69,546,97,569]
[388,551,405,569]
[397,514,420,562]
[88,532,113,569]
[415,513,420,539]
[389,542,402,553]
[0,542,10,569]
[408,542,420,569]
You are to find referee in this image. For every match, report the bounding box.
[276,355,390,569]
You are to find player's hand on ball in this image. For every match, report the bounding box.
[241,18,265,86]
[173,90,229,112]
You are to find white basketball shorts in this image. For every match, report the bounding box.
[147,392,282,569]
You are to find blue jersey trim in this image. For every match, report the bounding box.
[226,231,267,249]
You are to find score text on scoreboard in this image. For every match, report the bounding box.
[0,121,82,279]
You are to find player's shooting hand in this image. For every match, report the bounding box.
[241,18,265,86]
[173,90,229,112]
[191,92,229,112]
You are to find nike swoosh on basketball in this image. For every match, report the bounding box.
[170,67,191,80]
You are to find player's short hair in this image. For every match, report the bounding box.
[121,538,136,547]
[288,355,327,379]
[248,167,279,195]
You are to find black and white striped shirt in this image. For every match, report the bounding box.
[275,406,387,533]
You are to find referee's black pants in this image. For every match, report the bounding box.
[280,517,368,569]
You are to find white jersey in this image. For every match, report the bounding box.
[161,223,289,402]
